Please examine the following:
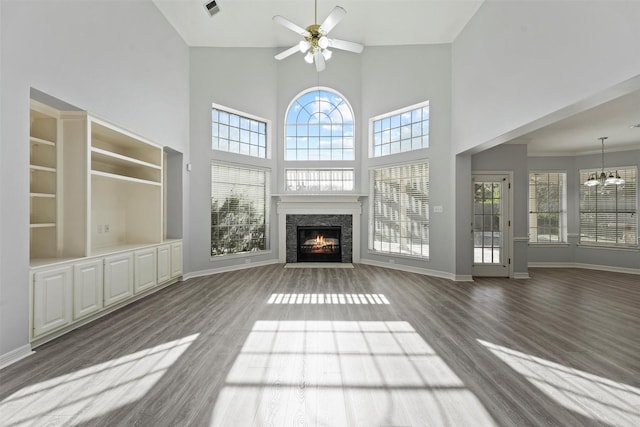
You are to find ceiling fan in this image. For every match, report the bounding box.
[273,0,364,72]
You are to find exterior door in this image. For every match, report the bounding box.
[472,175,510,277]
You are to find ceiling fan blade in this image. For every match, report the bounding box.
[314,51,326,72]
[328,38,364,53]
[275,44,301,61]
[319,6,346,34]
[273,15,311,37]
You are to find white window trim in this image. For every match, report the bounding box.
[368,100,430,159]
[528,170,568,244]
[211,102,272,160]
[283,86,355,162]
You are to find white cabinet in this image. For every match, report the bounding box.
[104,253,133,307]
[33,266,72,337]
[73,259,103,320]
[134,248,157,294]
[171,241,183,278]
[157,244,171,284]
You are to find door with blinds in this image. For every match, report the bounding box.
[472,175,510,277]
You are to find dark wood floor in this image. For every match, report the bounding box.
[1,265,639,426]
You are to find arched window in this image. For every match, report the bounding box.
[285,88,354,161]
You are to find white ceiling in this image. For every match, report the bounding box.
[152,0,484,47]
[153,0,640,156]
[513,89,640,156]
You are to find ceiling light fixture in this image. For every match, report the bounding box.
[273,0,363,72]
[584,137,625,187]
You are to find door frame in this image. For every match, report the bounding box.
[471,171,514,278]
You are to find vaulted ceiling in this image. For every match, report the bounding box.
[153,0,640,155]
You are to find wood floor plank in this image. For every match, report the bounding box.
[1,265,639,426]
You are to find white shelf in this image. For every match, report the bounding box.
[91,147,162,171]
[30,223,56,229]
[30,192,56,198]
[91,170,162,187]
[30,165,57,173]
[30,136,56,147]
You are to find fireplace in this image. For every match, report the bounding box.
[297,226,342,262]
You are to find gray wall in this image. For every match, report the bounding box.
[0,0,189,359]
[528,150,640,270]
[472,144,530,276]
[188,44,455,277]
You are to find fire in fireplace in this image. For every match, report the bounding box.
[297,226,342,262]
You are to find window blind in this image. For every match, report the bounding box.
[370,162,430,258]
[211,163,270,256]
[528,172,567,243]
[579,167,637,246]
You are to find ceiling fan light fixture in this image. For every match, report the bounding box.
[318,36,330,49]
[304,51,315,64]
[322,49,332,60]
[299,40,311,53]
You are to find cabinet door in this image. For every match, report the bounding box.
[157,245,171,284]
[134,248,157,294]
[104,253,133,307]
[171,242,183,278]
[73,259,103,320]
[33,266,72,337]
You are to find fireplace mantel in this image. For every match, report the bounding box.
[275,193,366,263]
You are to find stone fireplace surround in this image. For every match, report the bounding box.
[287,216,351,263]
[276,195,364,264]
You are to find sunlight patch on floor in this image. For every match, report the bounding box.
[1,334,199,426]
[267,293,390,305]
[479,339,640,426]
[210,321,495,426]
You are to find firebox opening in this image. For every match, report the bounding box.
[297,226,342,262]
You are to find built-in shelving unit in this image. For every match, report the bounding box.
[88,117,163,255]
[30,102,60,259]
[28,97,183,347]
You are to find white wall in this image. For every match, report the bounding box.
[452,0,640,154]
[0,0,189,360]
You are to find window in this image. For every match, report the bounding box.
[369,162,430,258]
[285,169,354,192]
[212,105,267,158]
[370,102,429,157]
[579,167,637,247]
[285,88,354,161]
[211,163,270,256]
[528,172,567,243]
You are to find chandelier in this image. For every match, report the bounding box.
[583,137,625,187]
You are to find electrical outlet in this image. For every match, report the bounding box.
[389,259,395,264]
[104,224,110,233]
[244,258,251,264]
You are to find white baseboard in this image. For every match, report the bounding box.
[528,262,640,275]
[359,259,457,281]
[0,344,34,370]
[453,275,474,282]
[513,272,531,279]
[183,259,281,280]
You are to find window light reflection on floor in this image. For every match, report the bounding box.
[479,339,640,426]
[267,293,390,305]
[210,321,495,426]
[0,334,199,426]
